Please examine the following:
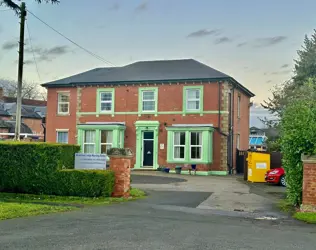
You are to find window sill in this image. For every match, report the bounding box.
[57,113,70,116]
[167,159,211,164]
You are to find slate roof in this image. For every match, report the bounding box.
[4,120,33,134]
[42,59,254,97]
[2,103,43,119]
[0,103,10,117]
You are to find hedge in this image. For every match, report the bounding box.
[0,142,114,197]
[53,170,115,197]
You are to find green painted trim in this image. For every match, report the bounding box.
[209,171,228,176]
[169,170,211,176]
[77,125,125,154]
[114,111,139,115]
[183,85,204,115]
[96,88,115,116]
[138,87,158,116]
[135,120,160,126]
[166,126,214,132]
[77,110,228,116]
[166,128,213,164]
[169,170,228,176]
[135,121,159,169]
[77,124,125,130]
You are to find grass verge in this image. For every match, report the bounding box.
[278,199,316,224]
[0,202,74,220]
[294,212,316,224]
[0,188,146,206]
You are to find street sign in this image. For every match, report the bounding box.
[75,153,107,170]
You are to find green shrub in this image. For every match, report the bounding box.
[281,98,316,205]
[52,170,115,197]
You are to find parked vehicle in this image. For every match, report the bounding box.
[265,167,286,187]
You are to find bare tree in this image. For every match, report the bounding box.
[0,78,46,100]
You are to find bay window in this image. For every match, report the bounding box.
[167,125,213,164]
[83,130,96,153]
[100,130,113,154]
[190,132,202,160]
[174,132,185,160]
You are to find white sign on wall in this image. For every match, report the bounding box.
[256,162,267,169]
[160,143,164,150]
[75,153,107,170]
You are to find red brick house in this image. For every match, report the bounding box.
[43,59,254,175]
[0,88,46,139]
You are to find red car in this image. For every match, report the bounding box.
[265,167,286,187]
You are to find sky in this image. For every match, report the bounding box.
[0,0,315,127]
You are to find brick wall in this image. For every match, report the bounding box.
[302,155,316,210]
[22,118,43,135]
[46,82,251,172]
[232,88,251,170]
[46,88,77,144]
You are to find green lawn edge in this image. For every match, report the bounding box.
[278,199,316,224]
[0,202,75,220]
[0,188,146,206]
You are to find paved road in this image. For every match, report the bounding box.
[0,176,315,250]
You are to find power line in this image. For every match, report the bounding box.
[0,9,11,12]
[26,10,116,67]
[26,20,41,82]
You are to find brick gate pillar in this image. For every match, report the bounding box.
[109,149,133,198]
[301,154,316,211]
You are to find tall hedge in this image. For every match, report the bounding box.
[281,99,316,205]
[0,142,115,197]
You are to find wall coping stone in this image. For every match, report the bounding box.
[301,154,316,164]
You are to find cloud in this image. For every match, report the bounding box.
[214,37,232,45]
[2,40,18,50]
[109,2,120,11]
[281,63,289,68]
[25,45,70,62]
[24,60,34,65]
[135,1,148,12]
[270,70,292,75]
[253,36,287,48]
[266,80,272,83]
[237,42,247,47]
[187,29,221,38]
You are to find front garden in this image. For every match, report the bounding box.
[0,142,144,220]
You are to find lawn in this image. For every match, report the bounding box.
[0,202,74,220]
[0,188,146,220]
[0,188,145,206]
[294,212,316,224]
[278,199,316,224]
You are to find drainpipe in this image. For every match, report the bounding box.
[227,86,235,174]
[218,81,221,131]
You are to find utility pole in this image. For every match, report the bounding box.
[14,2,26,141]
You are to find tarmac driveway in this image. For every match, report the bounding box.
[0,173,315,250]
[132,172,286,217]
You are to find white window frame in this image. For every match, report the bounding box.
[237,95,241,118]
[57,92,70,115]
[100,91,113,113]
[189,131,203,160]
[83,130,96,153]
[173,132,186,160]
[56,129,69,144]
[142,90,156,112]
[100,130,113,154]
[186,89,201,111]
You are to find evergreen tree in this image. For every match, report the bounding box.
[262,30,316,121]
